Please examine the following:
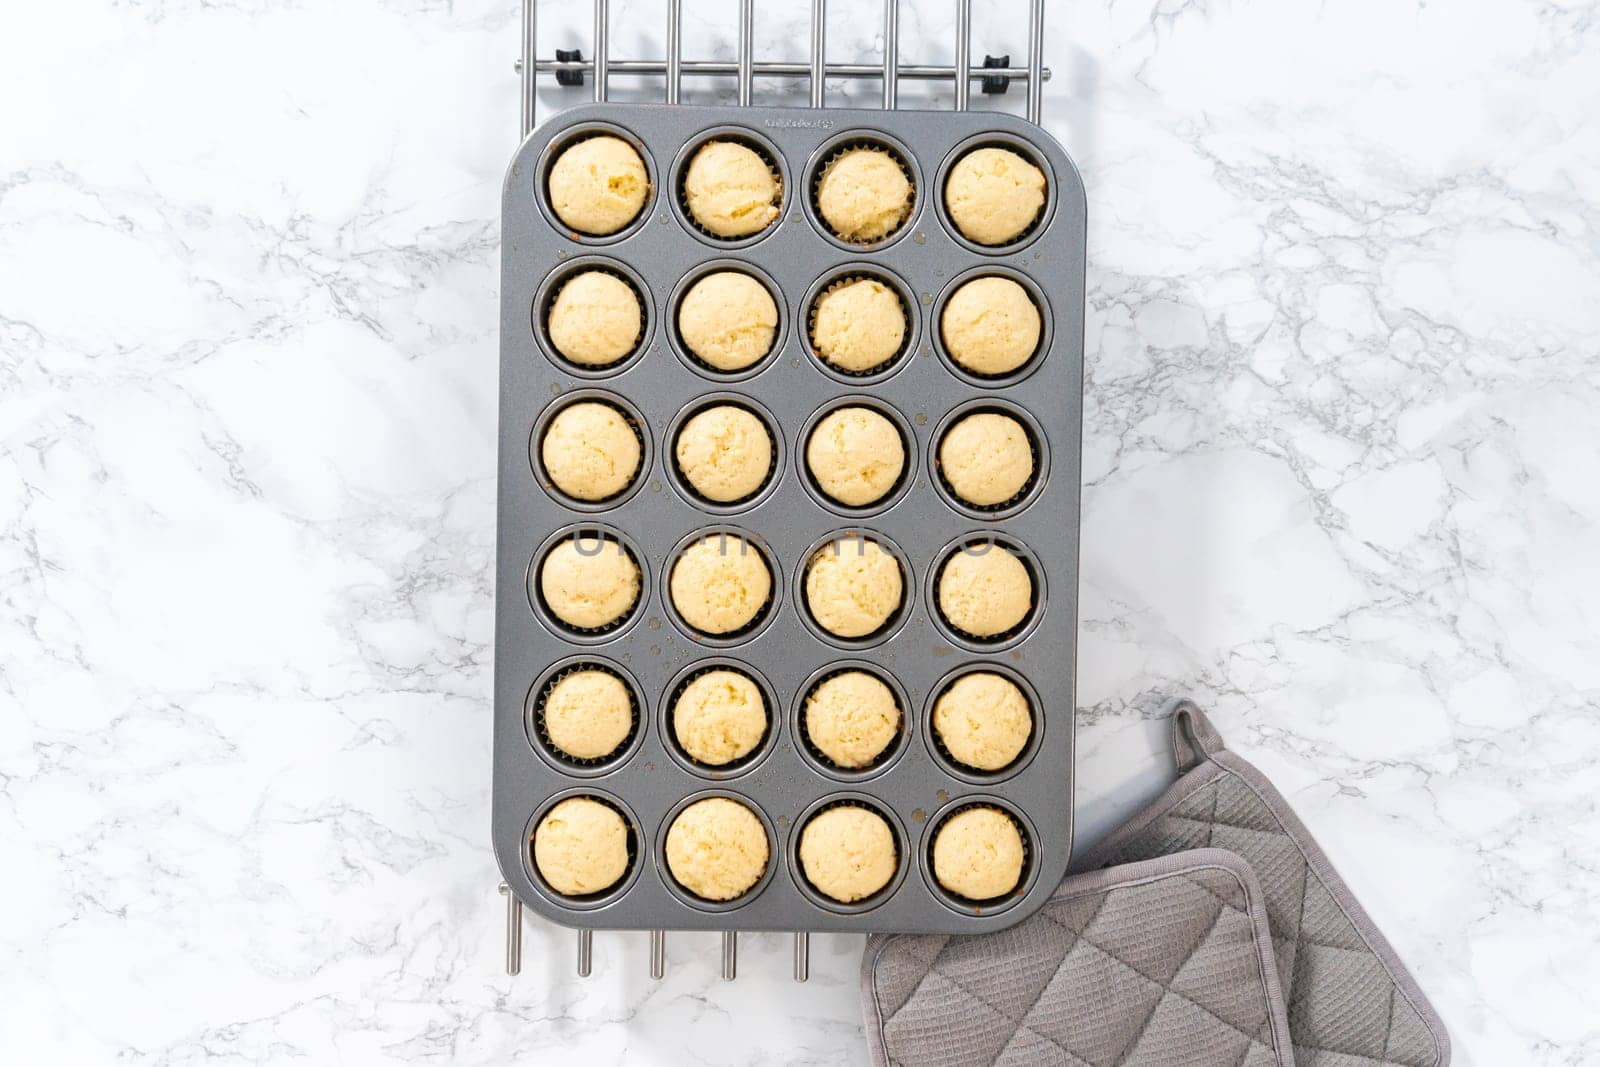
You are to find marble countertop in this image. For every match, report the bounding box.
[3,0,1596,1063]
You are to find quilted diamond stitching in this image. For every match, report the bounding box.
[874,869,1285,1067]
[1096,772,1440,1066]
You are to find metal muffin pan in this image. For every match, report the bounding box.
[494,102,1085,934]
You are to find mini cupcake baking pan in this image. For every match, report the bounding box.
[494,102,1085,936]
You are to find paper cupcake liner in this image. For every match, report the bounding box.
[670,400,780,507]
[805,273,913,378]
[931,537,1041,645]
[926,668,1037,777]
[810,139,917,247]
[794,797,904,907]
[540,264,648,368]
[946,140,1049,248]
[541,129,654,239]
[664,663,774,772]
[530,662,642,770]
[537,397,647,506]
[537,534,645,638]
[528,792,641,902]
[797,665,907,773]
[801,531,911,643]
[665,532,778,641]
[672,268,782,375]
[931,407,1043,514]
[676,135,784,242]
[924,801,1035,908]
[936,282,1048,382]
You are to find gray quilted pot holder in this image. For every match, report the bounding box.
[862,848,1296,1067]
[1071,702,1451,1067]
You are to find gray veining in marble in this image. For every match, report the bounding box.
[1,1,1596,1064]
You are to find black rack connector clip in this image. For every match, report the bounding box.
[555,48,586,87]
[981,53,1010,94]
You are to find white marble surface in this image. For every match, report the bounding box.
[2,0,1597,1063]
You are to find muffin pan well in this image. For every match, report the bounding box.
[495,103,1084,935]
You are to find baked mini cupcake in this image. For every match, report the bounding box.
[816,147,913,243]
[672,668,768,766]
[547,135,649,236]
[547,270,643,367]
[665,796,769,901]
[683,141,781,239]
[805,406,906,508]
[669,533,772,635]
[940,275,1041,376]
[933,672,1032,772]
[804,670,901,769]
[674,404,773,503]
[542,668,634,761]
[541,401,642,501]
[533,796,630,896]
[804,534,903,639]
[938,411,1034,508]
[677,270,779,371]
[810,277,906,374]
[932,806,1024,901]
[944,146,1046,246]
[937,544,1032,639]
[539,534,641,631]
[799,806,898,903]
